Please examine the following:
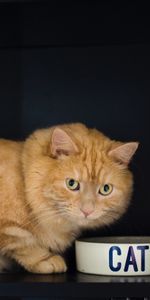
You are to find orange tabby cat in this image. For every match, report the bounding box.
[0,123,138,273]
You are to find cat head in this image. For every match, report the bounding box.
[24,123,139,230]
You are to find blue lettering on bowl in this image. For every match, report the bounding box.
[124,246,138,272]
[109,245,149,272]
[109,246,121,271]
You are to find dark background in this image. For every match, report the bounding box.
[0,1,150,268]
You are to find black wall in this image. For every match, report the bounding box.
[0,1,150,240]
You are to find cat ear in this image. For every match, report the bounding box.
[108,142,139,165]
[51,127,78,157]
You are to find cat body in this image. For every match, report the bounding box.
[0,123,138,273]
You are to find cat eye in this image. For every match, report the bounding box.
[66,178,80,191]
[99,184,113,196]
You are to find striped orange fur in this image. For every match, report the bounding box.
[0,123,138,273]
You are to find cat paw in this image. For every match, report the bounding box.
[27,255,67,274]
[48,255,67,273]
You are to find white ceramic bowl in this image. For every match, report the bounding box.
[75,236,150,276]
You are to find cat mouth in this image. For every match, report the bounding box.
[81,210,106,221]
[80,213,98,221]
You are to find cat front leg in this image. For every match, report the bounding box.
[11,246,67,274]
[0,225,67,274]
[30,253,67,274]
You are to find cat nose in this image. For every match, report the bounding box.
[80,208,94,217]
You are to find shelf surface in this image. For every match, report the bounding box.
[0,271,150,298]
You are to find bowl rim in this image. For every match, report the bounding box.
[76,236,150,244]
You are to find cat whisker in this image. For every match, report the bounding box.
[30,212,68,230]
